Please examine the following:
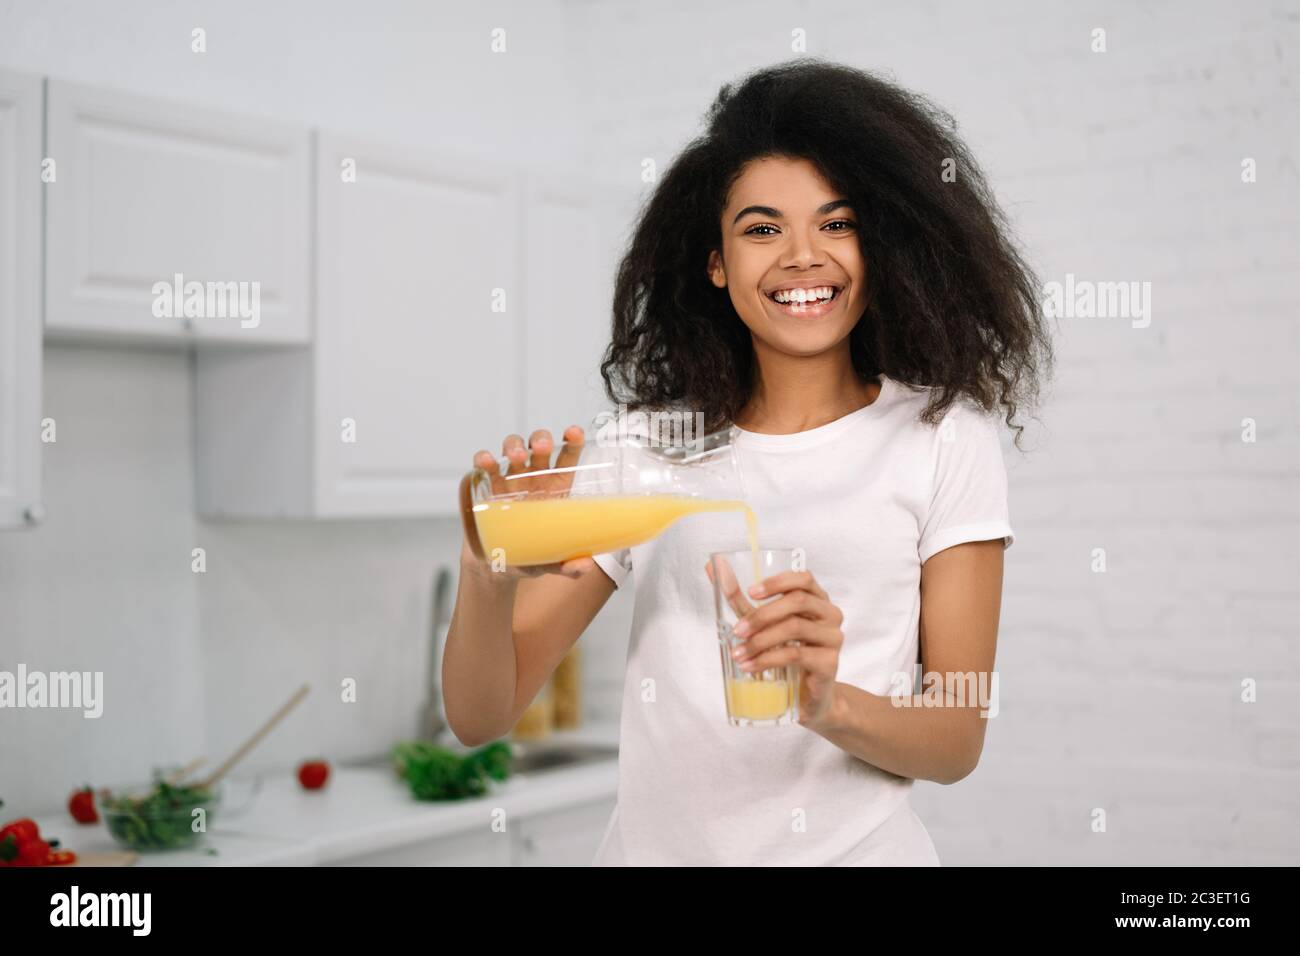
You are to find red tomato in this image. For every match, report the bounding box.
[297,760,330,790]
[68,786,99,824]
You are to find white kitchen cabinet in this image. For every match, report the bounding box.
[513,797,616,866]
[44,80,310,344]
[0,70,43,529]
[311,132,524,515]
[196,133,522,517]
[519,175,636,438]
[194,132,636,518]
[196,133,525,517]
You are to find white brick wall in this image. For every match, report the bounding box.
[565,0,1300,864]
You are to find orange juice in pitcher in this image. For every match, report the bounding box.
[459,420,757,570]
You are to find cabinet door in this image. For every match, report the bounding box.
[45,80,310,344]
[313,133,521,516]
[522,177,636,436]
[514,798,617,866]
[0,70,42,529]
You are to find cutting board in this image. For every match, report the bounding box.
[66,851,138,866]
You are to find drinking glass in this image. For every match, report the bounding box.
[709,548,802,727]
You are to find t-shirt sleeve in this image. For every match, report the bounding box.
[917,400,1016,565]
[568,425,633,589]
[591,549,632,589]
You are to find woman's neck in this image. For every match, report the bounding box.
[733,344,881,435]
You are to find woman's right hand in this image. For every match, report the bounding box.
[463,426,598,580]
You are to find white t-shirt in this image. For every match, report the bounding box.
[583,373,1015,866]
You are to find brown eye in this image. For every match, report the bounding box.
[745,223,779,236]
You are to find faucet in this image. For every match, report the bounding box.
[419,565,453,743]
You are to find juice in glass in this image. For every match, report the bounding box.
[710,547,801,727]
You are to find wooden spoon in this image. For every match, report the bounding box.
[164,757,206,786]
[194,684,311,791]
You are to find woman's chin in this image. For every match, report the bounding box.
[758,327,852,358]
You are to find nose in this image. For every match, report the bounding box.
[778,225,825,270]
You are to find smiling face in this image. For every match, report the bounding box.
[707,155,867,361]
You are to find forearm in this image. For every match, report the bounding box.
[808,681,983,785]
[441,560,520,746]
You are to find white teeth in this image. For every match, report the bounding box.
[771,286,836,304]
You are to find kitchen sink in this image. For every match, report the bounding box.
[338,752,405,771]
[509,740,619,775]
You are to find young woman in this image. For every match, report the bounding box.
[443,59,1053,866]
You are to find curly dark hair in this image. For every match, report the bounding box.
[599,58,1054,449]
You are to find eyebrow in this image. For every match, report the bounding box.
[732,199,854,225]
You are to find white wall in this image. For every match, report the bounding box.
[0,0,591,172]
[2,0,1297,863]
[0,346,207,801]
[564,0,1300,864]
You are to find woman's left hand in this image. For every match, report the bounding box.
[723,569,845,729]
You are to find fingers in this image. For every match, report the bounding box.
[709,555,756,619]
[560,556,596,578]
[751,570,827,602]
[466,424,592,573]
[501,434,529,476]
[733,619,842,670]
[472,448,511,496]
[518,556,595,580]
[738,608,837,660]
[518,562,567,578]
[472,429,555,493]
[733,630,803,673]
[475,426,583,480]
[553,425,586,471]
[742,643,838,679]
[733,590,826,645]
[529,556,594,579]
[527,429,554,471]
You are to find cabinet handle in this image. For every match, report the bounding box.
[23,504,45,524]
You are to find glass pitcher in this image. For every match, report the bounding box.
[458,414,749,568]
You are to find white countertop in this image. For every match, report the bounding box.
[32,724,620,867]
